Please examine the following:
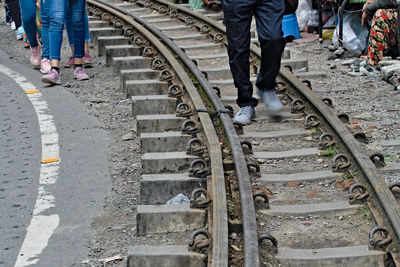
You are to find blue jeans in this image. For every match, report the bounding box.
[49,0,86,60]
[19,0,38,47]
[40,0,50,59]
[222,0,285,108]
[65,0,90,46]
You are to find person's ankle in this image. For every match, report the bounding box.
[51,67,60,73]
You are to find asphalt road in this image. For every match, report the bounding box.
[0,49,111,266]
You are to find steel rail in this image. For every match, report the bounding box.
[131,1,261,266]
[87,0,229,265]
[143,0,400,246]
[278,67,400,240]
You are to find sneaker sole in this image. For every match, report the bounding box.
[257,90,284,115]
[75,77,89,81]
[83,62,93,68]
[233,119,252,125]
[40,69,51,74]
[31,60,41,69]
[233,114,255,126]
[265,105,283,112]
[41,77,61,85]
[265,109,284,119]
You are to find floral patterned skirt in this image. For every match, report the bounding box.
[367,8,398,68]
[22,0,41,47]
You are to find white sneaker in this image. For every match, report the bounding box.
[233,106,255,125]
[10,21,16,30]
[257,89,283,114]
[16,27,24,40]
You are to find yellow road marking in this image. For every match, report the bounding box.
[41,157,59,164]
[26,89,39,94]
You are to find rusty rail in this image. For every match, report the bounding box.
[88,0,229,265]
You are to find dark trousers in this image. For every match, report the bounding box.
[222,0,285,108]
[5,4,13,23]
[5,0,22,28]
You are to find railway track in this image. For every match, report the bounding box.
[85,0,400,266]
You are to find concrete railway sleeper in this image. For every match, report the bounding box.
[87,0,400,266]
[88,1,228,266]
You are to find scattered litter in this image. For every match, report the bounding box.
[347,71,367,77]
[288,181,302,187]
[231,245,241,252]
[231,232,237,239]
[252,140,260,146]
[117,98,130,108]
[99,255,124,264]
[257,158,266,164]
[341,59,354,66]
[166,193,190,204]
[328,45,336,52]
[89,98,105,104]
[189,0,204,10]
[334,48,344,56]
[121,132,134,141]
[297,67,308,72]
[81,259,90,264]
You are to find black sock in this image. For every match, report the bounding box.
[74,64,82,69]
[51,67,60,73]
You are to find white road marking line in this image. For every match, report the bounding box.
[0,65,60,266]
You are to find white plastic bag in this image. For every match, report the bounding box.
[166,193,190,204]
[308,9,319,27]
[296,0,312,31]
[332,12,369,52]
[189,0,204,10]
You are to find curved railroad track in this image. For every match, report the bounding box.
[85,0,400,266]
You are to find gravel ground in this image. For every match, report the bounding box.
[0,4,399,266]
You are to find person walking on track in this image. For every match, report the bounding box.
[203,0,286,125]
